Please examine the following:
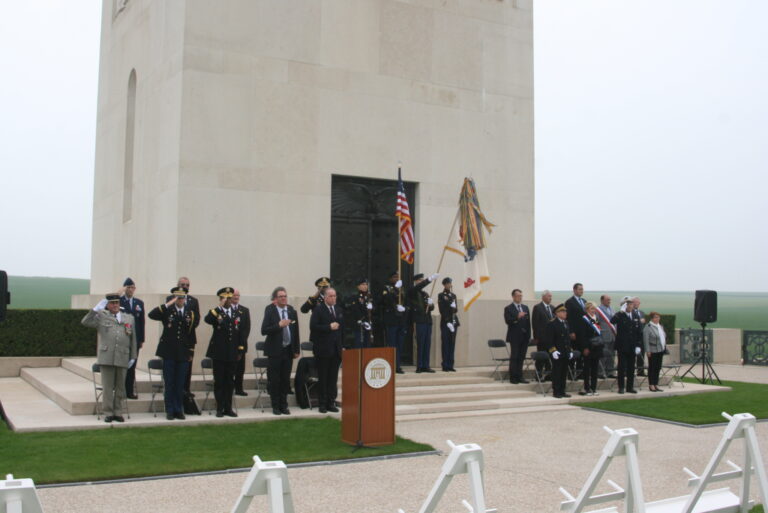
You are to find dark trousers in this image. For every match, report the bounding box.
[415,323,432,369]
[508,339,528,382]
[163,359,189,414]
[125,345,140,396]
[316,355,340,408]
[386,325,406,370]
[617,352,636,391]
[268,346,293,409]
[212,359,236,413]
[440,323,456,370]
[551,357,568,396]
[583,356,600,392]
[648,352,664,386]
[636,350,645,375]
[234,354,246,393]
[353,327,372,349]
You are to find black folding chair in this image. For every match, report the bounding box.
[300,341,313,358]
[252,357,270,412]
[529,351,552,396]
[200,357,215,414]
[487,339,510,381]
[147,358,165,417]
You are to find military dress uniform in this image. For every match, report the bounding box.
[232,302,251,395]
[204,287,241,417]
[344,279,374,349]
[148,287,196,419]
[438,279,460,372]
[120,277,144,399]
[300,277,331,314]
[379,272,406,373]
[546,304,573,398]
[408,274,437,372]
[81,294,138,421]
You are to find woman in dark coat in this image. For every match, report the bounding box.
[576,302,604,395]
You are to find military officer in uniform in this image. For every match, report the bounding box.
[204,287,241,417]
[345,278,374,348]
[408,273,439,373]
[300,277,332,314]
[379,271,406,373]
[231,289,251,396]
[546,304,574,399]
[120,277,144,399]
[148,287,196,420]
[172,277,201,394]
[81,293,138,422]
[438,277,460,372]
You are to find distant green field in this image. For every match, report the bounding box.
[540,291,768,331]
[7,276,89,309]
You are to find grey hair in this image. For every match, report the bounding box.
[271,286,287,300]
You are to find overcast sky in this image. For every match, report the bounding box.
[1,2,766,291]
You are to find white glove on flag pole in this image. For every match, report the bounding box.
[444,213,491,312]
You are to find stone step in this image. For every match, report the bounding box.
[395,382,513,396]
[20,367,99,416]
[396,404,578,422]
[396,389,533,405]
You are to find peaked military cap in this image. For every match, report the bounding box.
[389,271,399,278]
[357,277,368,286]
[413,273,424,281]
[105,293,121,302]
[170,287,187,297]
[315,277,331,288]
[123,277,135,287]
[442,277,452,285]
[217,287,235,298]
[553,303,566,314]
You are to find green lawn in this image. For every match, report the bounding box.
[0,417,433,484]
[7,276,89,309]
[578,380,768,425]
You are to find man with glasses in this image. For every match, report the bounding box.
[261,287,300,415]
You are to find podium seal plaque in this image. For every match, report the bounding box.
[364,357,392,389]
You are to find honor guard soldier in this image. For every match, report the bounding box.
[81,293,138,422]
[547,304,574,398]
[407,273,439,373]
[379,271,406,373]
[148,287,196,420]
[231,289,251,396]
[300,277,331,314]
[438,277,460,372]
[204,287,241,417]
[345,278,374,348]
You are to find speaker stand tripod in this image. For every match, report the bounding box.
[681,322,722,385]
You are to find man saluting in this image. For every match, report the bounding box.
[205,287,241,418]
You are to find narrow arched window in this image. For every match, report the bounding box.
[123,69,136,223]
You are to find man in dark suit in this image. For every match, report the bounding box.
[612,298,642,394]
[632,297,647,377]
[504,289,531,384]
[565,282,586,377]
[174,277,201,394]
[204,287,241,417]
[148,287,195,420]
[408,273,438,373]
[231,289,251,396]
[546,304,573,398]
[309,287,343,413]
[261,286,300,415]
[531,290,554,377]
[120,278,145,399]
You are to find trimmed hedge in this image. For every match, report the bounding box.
[659,314,676,344]
[0,310,96,357]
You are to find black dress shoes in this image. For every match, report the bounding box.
[318,406,327,413]
[415,368,423,373]
[166,413,175,421]
[174,412,186,420]
[127,394,139,400]
[510,380,520,384]
[280,407,291,415]
[272,408,282,415]
[113,415,125,423]
[519,379,530,384]
[424,368,436,373]
[618,389,625,394]
[216,411,224,418]
[627,389,638,394]
[326,405,339,413]
[224,410,238,417]
[448,368,457,372]
[235,390,248,396]
[104,416,114,423]
[396,368,404,374]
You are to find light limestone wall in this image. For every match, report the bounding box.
[89,1,534,358]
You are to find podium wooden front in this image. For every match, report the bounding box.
[341,347,395,447]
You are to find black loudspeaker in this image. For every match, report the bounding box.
[694,290,717,323]
[0,270,9,322]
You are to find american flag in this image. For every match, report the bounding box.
[396,168,415,264]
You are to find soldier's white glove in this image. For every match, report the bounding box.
[94,299,108,311]
[366,302,373,310]
[396,305,406,313]
[450,301,456,309]
[128,359,136,368]
[552,351,560,360]
[395,279,402,288]
[635,347,641,355]
[447,323,455,333]
[429,273,439,282]
[427,298,433,305]
[362,322,371,331]
[569,352,574,360]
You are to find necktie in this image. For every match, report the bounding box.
[578,297,584,308]
[545,304,551,318]
[517,304,522,313]
[330,306,336,319]
[281,309,290,346]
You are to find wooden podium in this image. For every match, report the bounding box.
[341,347,396,447]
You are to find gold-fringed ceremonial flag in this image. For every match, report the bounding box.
[396,168,415,264]
[444,178,495,311]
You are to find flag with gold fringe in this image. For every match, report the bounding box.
[444,178,494,311]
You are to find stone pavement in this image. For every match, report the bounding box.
[34,363,768,513]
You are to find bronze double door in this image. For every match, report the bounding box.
[330,175,415,361]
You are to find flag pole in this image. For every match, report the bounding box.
[429,210,459,297]
[397,162,403,306]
